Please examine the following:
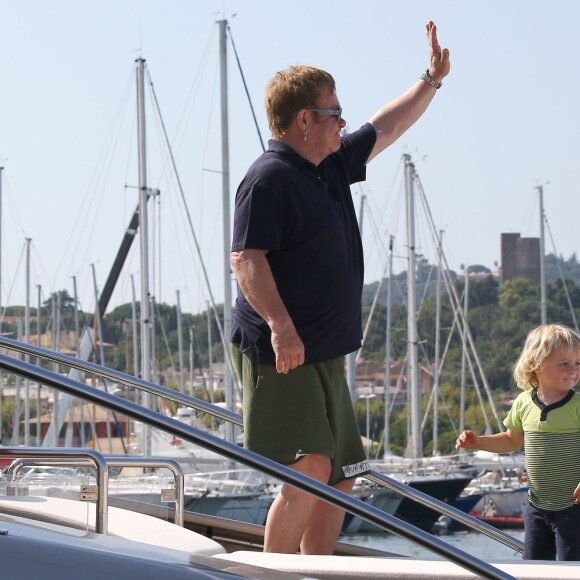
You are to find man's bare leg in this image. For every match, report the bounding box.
[263,454,332,553]
[300,477,355,555]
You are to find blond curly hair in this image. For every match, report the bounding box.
[513,324,580,390]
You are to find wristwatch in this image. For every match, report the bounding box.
[420,69,442,89]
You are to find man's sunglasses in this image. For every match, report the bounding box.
[308,108,343,123]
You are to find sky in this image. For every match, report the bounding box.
[1,0,579,319]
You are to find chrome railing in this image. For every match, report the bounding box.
[0,335,524,553]
[0,338,519,580]
[0,447,108,533]
[366,470,523,553]
[5,454,185,527]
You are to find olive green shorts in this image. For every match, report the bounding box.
[232,344,369,486]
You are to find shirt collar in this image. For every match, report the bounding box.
[268,139,319,171]
[531,388,575,421]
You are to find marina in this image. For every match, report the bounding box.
[0,338,575,580]
[1,338,579,579]
[342,529,527,561]
[1,4,580,579]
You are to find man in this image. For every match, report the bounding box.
[230,21,450,555]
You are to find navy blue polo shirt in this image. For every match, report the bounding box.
[231,122,377,365]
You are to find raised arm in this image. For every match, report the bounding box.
[230,249,305,374]
[455,429,525,454]
[367,21,450,163]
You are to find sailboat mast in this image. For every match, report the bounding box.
[13,320,23,444]
[432,230,443,456]
[219,19,234,442]
[131,274,139,376]
[91,263,112,451]
[537,185,547,324]
[207,301,214,404]
[24,238,31,446]
[0,167,2,434]
[383,235,394,459]
[347,193,366,401]
[136,57,152,456]
[0,166,3,329]
[72,275,86,447]
[176,290,184,393]
[404,154,422,459]
[459,265,469,436]
[36,284,41,446]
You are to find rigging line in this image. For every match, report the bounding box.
[358,254,388,361]
[151,185,160,304]
[392,266,407,303]
[30,242,59,301]
[415,173,500,433]
[190,328,215,405]
[227,24,266,153]
[148,76,216,306]
[438,389,458,435]
[418,322,460,438]
[545,215,580,333]
[146,75,242,400]
[154,300,176,375]
[1,173,29,241]
[441,277,495,434]
[521,188,538,239]
[186,62,222,306]
[417,262,435,317]
[0,242,26,327]
[421,334,458,442]
[200,67,221,265]
[64,70,134,283]
[364,173,404,272]
[145,69,183,189]
[421,284,465,438]
[172,27,216,157]
[365,195,390,265]
[83,300,130,453]
[415,179,493,434]
[359,245,390,354]
[145,67,204,270]
[371,158,404,228]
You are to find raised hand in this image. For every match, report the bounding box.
[426,21,450,83]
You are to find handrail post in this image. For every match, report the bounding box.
[7,455,185,527]
[2,447,108,534]
[107,457,185,527]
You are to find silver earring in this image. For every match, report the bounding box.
[303,130,308,142]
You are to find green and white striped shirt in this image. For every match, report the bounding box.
[504,388,580,511]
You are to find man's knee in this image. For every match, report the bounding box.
[334,477,355,494]
[295,454,332,483]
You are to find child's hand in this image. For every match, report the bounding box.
[574,483,580,504]
[455,430,480,450]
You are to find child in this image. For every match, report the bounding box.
[456,323,580,561]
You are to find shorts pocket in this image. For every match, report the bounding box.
[242,349,261,392]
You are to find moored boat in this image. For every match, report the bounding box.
[2,337,580,580]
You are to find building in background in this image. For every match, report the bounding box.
[501,233,540,285]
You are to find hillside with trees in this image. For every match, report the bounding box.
[356,253,580,456]
[2,252,580,455]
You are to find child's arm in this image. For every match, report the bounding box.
[455,429,524,453]
[574,483,580,505]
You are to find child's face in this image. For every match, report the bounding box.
[536,345,580,393]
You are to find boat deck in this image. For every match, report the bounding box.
[214,551,580,580]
